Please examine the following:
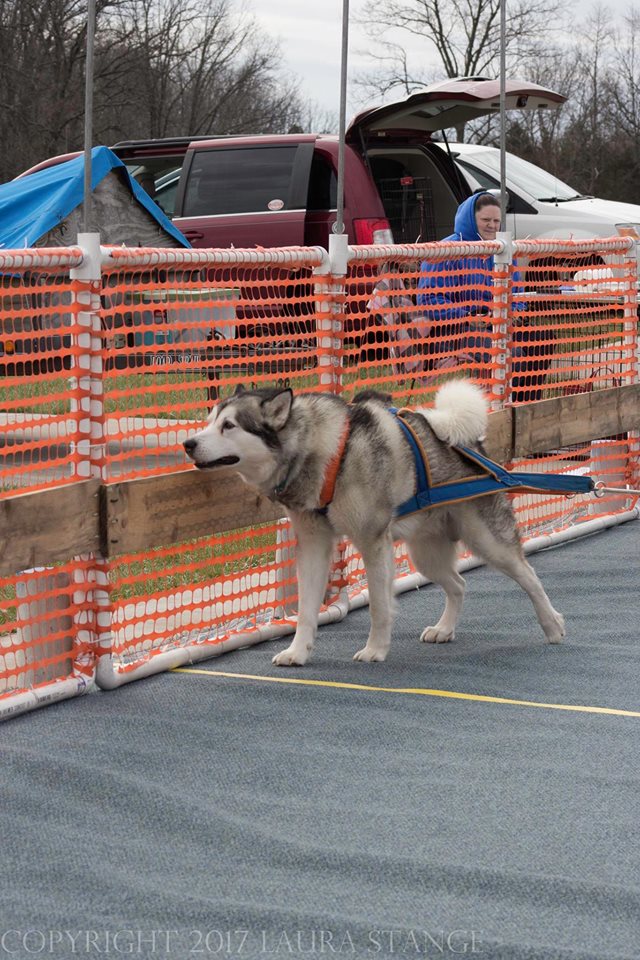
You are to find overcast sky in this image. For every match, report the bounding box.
[253,0,372,120]
[252,0,633,122]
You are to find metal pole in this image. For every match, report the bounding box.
[83,0,96,234]
[499,0,507,229]
[333,0,350,236]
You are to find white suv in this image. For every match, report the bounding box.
[449,142,640,242]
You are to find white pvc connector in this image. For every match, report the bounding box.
[70,232,102,281]
[328,232,350,276]
[495,230,513,265]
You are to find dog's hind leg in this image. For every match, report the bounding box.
[352,532,396,662]
[461,507,565,644]
[407,530,465,644]
[272,515,335,667]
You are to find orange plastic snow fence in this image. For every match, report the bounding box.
[0,239,637,714]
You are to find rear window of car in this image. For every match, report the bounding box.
[182,146,299,217]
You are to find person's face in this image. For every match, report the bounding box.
[475,204,501,240]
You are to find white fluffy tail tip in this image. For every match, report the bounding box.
[427,379,488,447]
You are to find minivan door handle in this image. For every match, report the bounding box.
[182,230,205,241]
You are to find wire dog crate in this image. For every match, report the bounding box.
[377,176,437,244]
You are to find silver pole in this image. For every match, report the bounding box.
[499,0,507,229]
[333,0,350,236]
[83,0,96,234]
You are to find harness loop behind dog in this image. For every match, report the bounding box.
[391,408,595,517]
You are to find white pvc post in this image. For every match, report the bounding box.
[71,232,104,480]
[622,239,640,492]
[7,239,104,711]
[313,237,347,394]
[492,232,514,410]
[70,234,113,684]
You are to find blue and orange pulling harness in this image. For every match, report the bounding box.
[391,409,596,517]
[317,408,632,517]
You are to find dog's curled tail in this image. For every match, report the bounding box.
[422,379,488,447]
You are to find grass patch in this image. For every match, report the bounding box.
[108,525,281,603]
[0,376,72,415]
[0,584,17,626]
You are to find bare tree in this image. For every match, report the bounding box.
[96,0,300,138]
[355,0,567,137]
[609,10,640,172]
[495,4,640,205]
[0,0,311,181]
[0,0,122,178]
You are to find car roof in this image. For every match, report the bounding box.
[446,142,495,155]
[111,133,321,157]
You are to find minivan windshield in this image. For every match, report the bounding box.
[458,150,584,202]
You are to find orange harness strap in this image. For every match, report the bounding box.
[318,418,351,510]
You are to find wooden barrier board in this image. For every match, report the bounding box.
[0,480,101,577]
[0,385,637,571]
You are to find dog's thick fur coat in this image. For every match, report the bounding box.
[184,380,565,665]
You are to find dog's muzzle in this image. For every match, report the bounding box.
[195,456,240,469]
[183,438,240,469]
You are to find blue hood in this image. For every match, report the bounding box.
[451,192,494,242]
[0,146,191,249]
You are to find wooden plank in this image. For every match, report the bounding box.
[1,384,637,566]
[485,407,513,462]
[0,480,101,577]
[102,468,286,557]
[513,383,640,458]
[101,407,514,558]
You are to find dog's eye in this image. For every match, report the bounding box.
[221,420,236,432]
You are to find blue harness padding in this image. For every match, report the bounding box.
[393,411,596,518]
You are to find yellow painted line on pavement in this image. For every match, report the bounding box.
[173,667,640,718]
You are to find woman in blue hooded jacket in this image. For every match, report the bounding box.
[417,192,552,399]
[418,192,502,321]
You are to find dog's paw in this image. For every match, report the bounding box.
[272,645,310,667]
[544,612,566,645]
[353,645,388,662]
[420,625,454,644]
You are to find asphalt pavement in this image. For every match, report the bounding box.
[1,519,639,960]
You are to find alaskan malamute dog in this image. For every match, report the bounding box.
[184,380,565,666]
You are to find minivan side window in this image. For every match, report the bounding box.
[183,146,299,217]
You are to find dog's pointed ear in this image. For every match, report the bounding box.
[261,389,293,430]
[234,384,246,396]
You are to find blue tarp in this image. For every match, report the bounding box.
[0,146,190,249]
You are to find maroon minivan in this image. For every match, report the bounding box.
[19,77,565,250]
[13,78,565,381]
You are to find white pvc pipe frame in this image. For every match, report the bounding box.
[2,508,636,718]
[0,235,638,716]
[94,509,640,690]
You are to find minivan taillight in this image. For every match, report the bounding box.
[353,218,394,245]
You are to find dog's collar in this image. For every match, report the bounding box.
[271,417,350,511]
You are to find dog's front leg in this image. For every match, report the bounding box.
[353,531,396,662]
[272,514,335,667]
